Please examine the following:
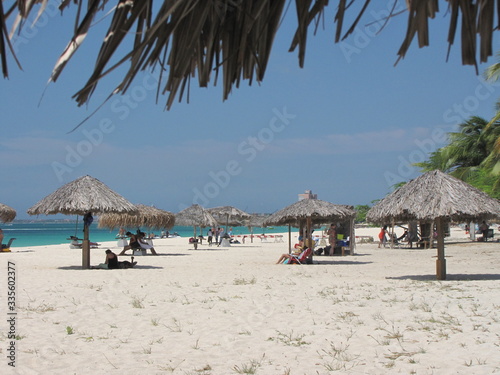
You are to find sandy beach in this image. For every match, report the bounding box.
[1,226,499,374]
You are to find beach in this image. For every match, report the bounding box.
[1,226,499,374]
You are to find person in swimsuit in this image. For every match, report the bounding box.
[136,231,158,255]
[105,249,119,269]
[378,225,389,248]
[95,249,136,269]
[326,224,336,255]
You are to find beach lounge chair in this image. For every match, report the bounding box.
[1,238,16,252]
[67,236,100,249]
[288,247,313,265]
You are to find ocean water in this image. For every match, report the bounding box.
[0,220,291,248]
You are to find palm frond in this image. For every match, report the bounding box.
[1,1,499,108]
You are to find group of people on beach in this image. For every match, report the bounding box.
[206,227,232,246]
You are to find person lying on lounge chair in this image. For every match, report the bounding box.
[276,247,303,264]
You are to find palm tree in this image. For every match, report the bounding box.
[445,116,497,179]
[484,51,500,120]
[483,52,500,175]
[414,116,500,197]
[413,149,454,173]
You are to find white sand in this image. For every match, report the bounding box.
[1,226,500,374]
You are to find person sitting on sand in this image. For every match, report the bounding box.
[105,249,120,269]
[94,249,136,269]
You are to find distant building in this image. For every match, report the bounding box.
[298,190,317,201]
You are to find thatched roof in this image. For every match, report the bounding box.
[27,175,137,216]
[246,213,270,228]
[2,1,496,109]
[207,206,251,226]
[263,199,356,227]
[98,204,175,230]
[0,203,16,223]
[175,204,218,227]
[366,170,500,224]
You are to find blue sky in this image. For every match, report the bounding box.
[2,1,500,220]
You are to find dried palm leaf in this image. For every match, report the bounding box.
[1,1,498,107]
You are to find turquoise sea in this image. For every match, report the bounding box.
[0,220,292,248]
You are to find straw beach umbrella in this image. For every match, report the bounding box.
[208,206,251,232]
[264,199,356,255]
[27,175,137,269]
[0,203,16,223]
[175,204,218,239]
[366,170,500,280]
[98,204,175,231]
[246,213,270,243]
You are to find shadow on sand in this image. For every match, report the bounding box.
[312,259,373,266]
[58,265,165,270]
[386,273,500,281]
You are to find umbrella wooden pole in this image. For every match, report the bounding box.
[306,216,312,262]
[436,218,446,280]
[82,224,90,269]
[349,217,355,255]
[390,218,395,248]
[288,224,291,254]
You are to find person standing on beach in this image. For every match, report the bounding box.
[207,229,213,246]
[327,224,336,255]
[378,225,389,248]
[480,221,490,241]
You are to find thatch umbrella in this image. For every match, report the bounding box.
[264,199,356,255]
[207,206,251,232]
[98,204,175,231]
[246,213,270,243]
[366,170,500,280]
[2,2,495,110]
[0,203,16,223]
[175,204,218,239]
[27,175,137,269]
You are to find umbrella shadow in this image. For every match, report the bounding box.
[312,259,373,265]
[131,265,164,269]
[138,253,189,257]
[188,247,228,251]
[58,265,165,270]
[386,273,500,281]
